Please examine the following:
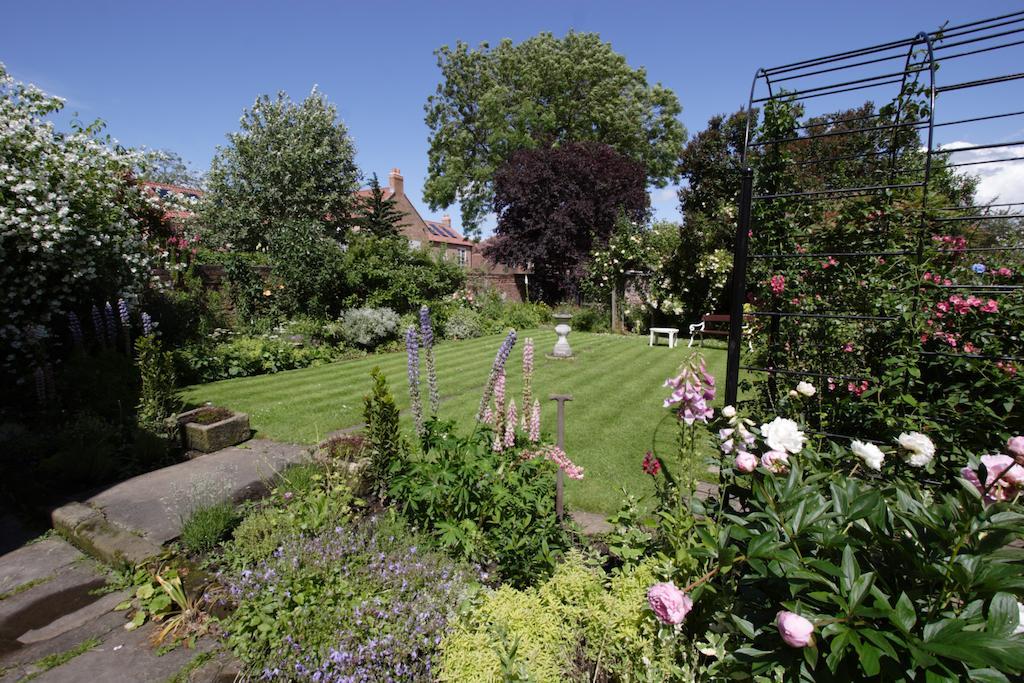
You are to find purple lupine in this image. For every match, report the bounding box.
[67,312,83,347]
[476,329,517,421]
[522,337,534,410]
[491,371,507,452]
[91,304,105,347]
[406,326,424,438]
[419,306,440,416]
[103,301,117,347]
[140,312,154,336]
[529,399,541,443]
[117,299,131,351]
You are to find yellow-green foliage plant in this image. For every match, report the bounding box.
[439,552,679,681]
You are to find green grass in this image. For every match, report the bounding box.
[180,502,241,555]
[183,331,728,515]
[25,637,101,679]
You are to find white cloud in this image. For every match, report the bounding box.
[650,186,678,203]
[940,140,1024,206]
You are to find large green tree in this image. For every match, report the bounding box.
[424,31,685,234]
[200,88,360,251]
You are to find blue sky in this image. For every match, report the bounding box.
[4,1,1022,234]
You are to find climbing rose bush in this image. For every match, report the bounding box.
[0,64,157,372]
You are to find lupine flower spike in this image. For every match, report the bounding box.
[419,306,440,416]
[67,312,83,347]
[405,327,424,438]
[476,330,517,422]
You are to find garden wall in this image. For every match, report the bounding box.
[466,272,528,302]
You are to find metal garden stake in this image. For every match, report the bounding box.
[549,393,572,522]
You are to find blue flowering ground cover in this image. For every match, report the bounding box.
[221,513,478,682]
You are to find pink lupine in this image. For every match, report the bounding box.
[503,399,517,449]
[528,399,541,443]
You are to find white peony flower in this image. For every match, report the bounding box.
[897,432,935,467]
[851,440,885,471]
[722,405,737,419]
[760,417,806,455]
[796,381,816,397]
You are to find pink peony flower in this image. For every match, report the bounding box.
[761,450,790,474]
[647,582,693,625]
[735,451,758,473]
[962,454,1024,505]
[776,611,814,648]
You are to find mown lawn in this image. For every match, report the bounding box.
[183,330,728,515]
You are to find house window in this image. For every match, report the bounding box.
[409,239,421,250]
[457,248,468,267]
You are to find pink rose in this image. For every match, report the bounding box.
[776,610,814,648]
[647,582,693,625]
[735,451,758,473]
[1008,436,1024,458]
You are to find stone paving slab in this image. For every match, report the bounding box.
[84,439,309,546]
[23,624,216,683]
[0,539,83,597]
[0,610,124,681]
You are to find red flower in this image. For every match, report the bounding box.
[642,451,661,476]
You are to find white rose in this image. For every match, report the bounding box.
[788,390,798,398]
[851,440,885,471]
[1015,602,1024,636]
[722,405,737,419]
[760,417,805,455]
[897,432,935,467]
[796,381,816,397]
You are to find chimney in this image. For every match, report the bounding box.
[441,214,452,228]
[388,168,404,196]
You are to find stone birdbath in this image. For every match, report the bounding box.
[178,405,251,453]
[550,313,574,358]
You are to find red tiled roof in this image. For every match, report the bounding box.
[141,181,204,199]
[354,187,395,200]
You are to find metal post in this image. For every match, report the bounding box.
[611,286,618,333]
[549,393,573,522]
[725,167,754,407]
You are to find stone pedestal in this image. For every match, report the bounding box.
[551,313,573,358]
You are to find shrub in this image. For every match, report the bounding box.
[38,412,120,487]
[175,336,341,383]
[631,362,1024,681]
[440,552,674,681]
[135,334,180,432]
[0,65,156,374]
[180,502,239,555]
[388,420,570,586]
[443,306,484,340]
[222,514,477,681]
[337,307,400,349]
[500,301,551,330]
[362,368,403,500]
[222,464,354,570]
[341,234,465,314]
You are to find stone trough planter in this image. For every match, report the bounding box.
[178,406,251,453]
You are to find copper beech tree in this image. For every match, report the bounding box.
[484,142,649,303]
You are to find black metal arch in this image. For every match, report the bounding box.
[724,12,1024,439]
